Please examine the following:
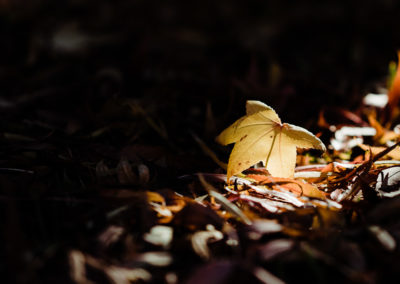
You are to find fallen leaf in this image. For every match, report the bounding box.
[257,239,295,261]
[72,251,153,284]
[216,100,325,180]
[368,225,396,251]
[246,220,283,240]
[238,194,287,213]
[368,113,400,144]
[359,144,400,160]
[245,184,305,207]
[143,225,173,248]
[247,175,326,199]
[146,191,166,205]
[199,174,252,225]
[69,250,92,284]
[191,224,224,260]
[135,252,173,267]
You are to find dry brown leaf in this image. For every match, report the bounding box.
[146,191,166,205]
[216,101,325,180]
[359,144,400,160]
[247,174,326,199]
[368,113,400,144]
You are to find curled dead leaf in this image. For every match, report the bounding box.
[191,224,224,260]
[248,174,326,199]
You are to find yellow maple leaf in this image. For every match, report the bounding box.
[216,101,326,181]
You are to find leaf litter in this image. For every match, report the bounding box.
[5,90,400,284]
[3,7,400,282]
[9,95,400,283]
[62,95,400,283]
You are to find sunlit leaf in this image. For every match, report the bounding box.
[217,101,325,180]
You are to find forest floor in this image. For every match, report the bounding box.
[2,1,400,284]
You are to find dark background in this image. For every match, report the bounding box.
[2,1,400,283]
[2,1,400,123]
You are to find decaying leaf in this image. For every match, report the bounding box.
[368,114,400,144]
[246,220,283,240]
[368,225,396,251]
[359,144,400,160]
[69,250,153,284]
[135,252,173,267]
[247,174,326,199]
[198,174,252,225]
[143,225,173,248]
[257,239,295,261]
[69,250,92,284]
[191,224,224,260]
[217,100,325,180]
